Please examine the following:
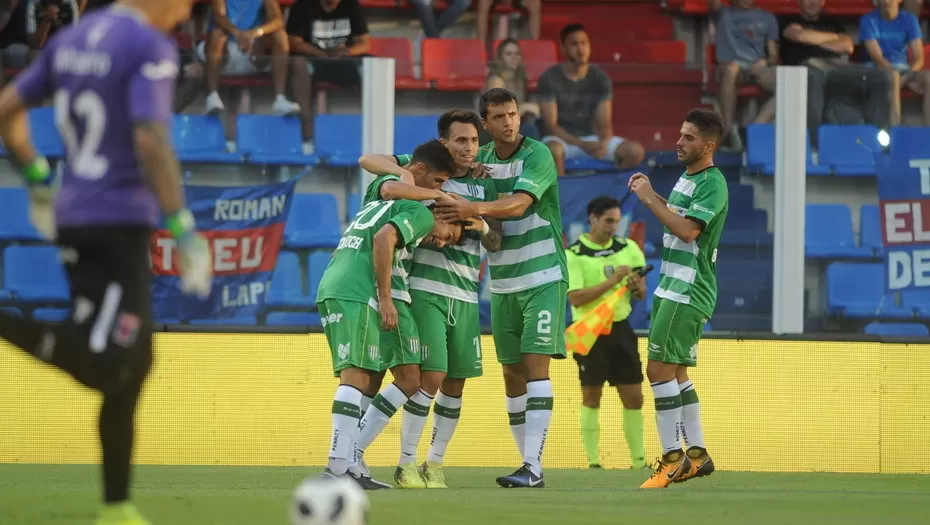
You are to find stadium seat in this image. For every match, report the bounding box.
[189,316,258,326]
[714,260,773,317]
[818,125,882,177]
[745,124,828,176]
[308,250,333,301]
[889,127,930,160]
[593,40,686,65]
[172,115,242,163]
[864,322,929,337]
[395,115,439,154]
[29,107,66,158]
[805,203,873,258]
[237,114,317,166]
[902,289,930,318]
[721,209,772,246]
[314,114,362,166]
[283,193,341,249]
[3,245,70,302]
[32,308,69,322]
[266,251,313,308]
[0,187,41,241]
[368,38,428,89]
[266,311,322,326]
[859,205,883,256]
[347,193,361,221]
[826,263,913,318]
[0,307,23,316]
[421,39,487,90]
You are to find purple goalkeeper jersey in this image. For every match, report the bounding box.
[14,6,179,228]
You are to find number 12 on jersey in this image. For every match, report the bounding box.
[55,89,109,180]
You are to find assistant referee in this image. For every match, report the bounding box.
[566,196,647,470]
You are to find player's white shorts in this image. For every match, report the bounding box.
[541,134,626,162]
[195,41,271,76]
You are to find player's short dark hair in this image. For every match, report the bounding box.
[411,139,457,175]
[587,196,621,217]
[560,23,587,44]
[479,88,519,119]
[683,107,724,143]
[438,110,482,139]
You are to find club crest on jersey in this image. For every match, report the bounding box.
[603,265,616,277]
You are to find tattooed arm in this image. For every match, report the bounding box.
[479,217,503,253]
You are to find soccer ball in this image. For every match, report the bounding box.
[290,476,369,525]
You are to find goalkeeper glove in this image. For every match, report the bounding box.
[166,209,213,300]
[22,156,56,240]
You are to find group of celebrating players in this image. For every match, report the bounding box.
[0,0,730,522]
[317,90,731,493]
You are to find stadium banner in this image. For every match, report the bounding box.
[4,334,926,474]
[150,181,297,321]
[878,141,930,292]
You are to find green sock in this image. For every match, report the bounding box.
[623,407,647,468]
[579,405,600,466]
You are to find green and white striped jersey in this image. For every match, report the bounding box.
[656,167,729,317]
[473,137,567,294]
[394,154,499,303]
[362,175,426,303]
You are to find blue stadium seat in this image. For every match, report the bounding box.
[859,205,883,256]
[188,317,258,326]
[902,289,930,318]
[315,114,361,166]
[29,107,66,158]
[0,307,23,316]
[818,125,882,177]
[172,115,242,163]
[3,245,69,302]
[308,251,333,301]
[347,193,361,221]
[0,187,41,241]
[564,158,615,172]
[826,263,913,318]
[745,124,828,176]
[32,308,69,322]
[266,312,322,326]
[721,209,772,246]
[864,322,929,337]
[283,193,341,249]
[714,260,773,316]
[237,114,317,166]
[805,203,872,258]
[395,115,439,153]
[266,251,313,308]
[889,127,930,161]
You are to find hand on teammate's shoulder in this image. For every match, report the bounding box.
[470,163,492,179]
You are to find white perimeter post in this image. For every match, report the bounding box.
[360,57,396,192]
[772,66,807,334]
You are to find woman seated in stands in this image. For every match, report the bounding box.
[483,38,541,139]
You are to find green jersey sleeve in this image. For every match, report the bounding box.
[686,176,728,228]
[394,153,413,166]
[565,247,585,293]
[389,201,435,248]
[512,145,557,202]
[363,174,402,204]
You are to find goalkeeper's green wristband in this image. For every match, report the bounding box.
[23,157,50,184]
[166,209,195,239]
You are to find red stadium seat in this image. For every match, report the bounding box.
[421,38,487,91]
[369,38,430,89]
[592,41,686,65]
[490,39,557,83]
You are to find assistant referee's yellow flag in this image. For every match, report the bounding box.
[564,285,628,356]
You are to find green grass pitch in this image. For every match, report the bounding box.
[0,465,927,524]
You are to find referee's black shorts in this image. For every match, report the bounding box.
[55,226,154,394]
[573,319,643,386]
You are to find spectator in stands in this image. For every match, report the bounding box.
[476,0,540,51]
[287,0,370,155]
[779,0,853,132]
[485,38,540,138]
[536,24,645,176]
[412,0,470,38]
[0,1,18,34]
[0,0,27,83]
[860,0,930,126]
[710,0,779,150]
[25,0,83,51]
[201,0,300,118]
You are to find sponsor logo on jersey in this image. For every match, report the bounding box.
[337,343,351,360]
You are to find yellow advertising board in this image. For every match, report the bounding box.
[0,334,926,474]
